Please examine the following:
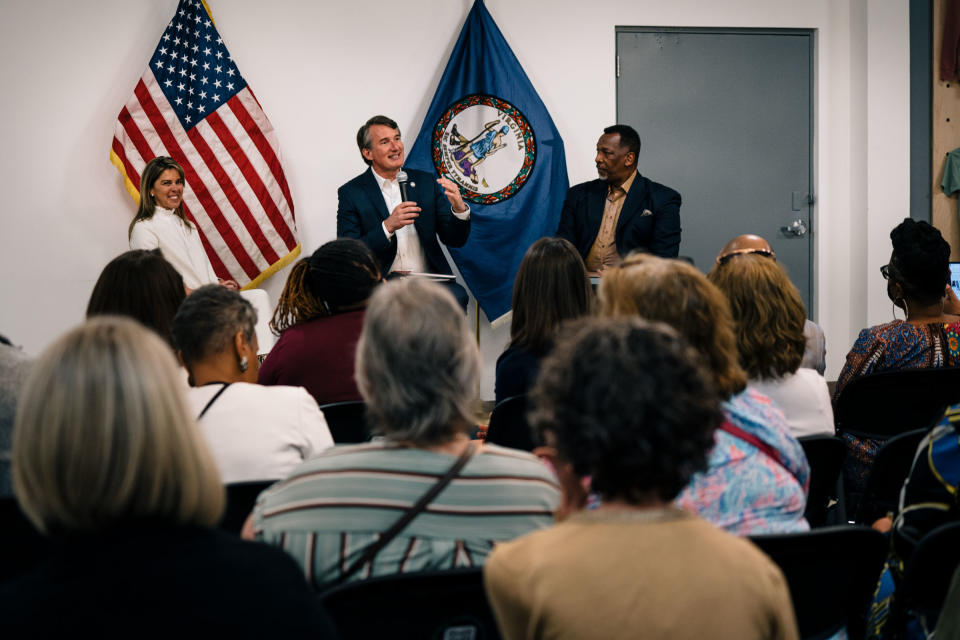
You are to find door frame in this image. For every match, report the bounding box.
[614,26,816,317]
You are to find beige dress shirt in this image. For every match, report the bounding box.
[585,171,638,272]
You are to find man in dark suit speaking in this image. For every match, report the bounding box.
[337,115,471,308]
[556,124,681,271]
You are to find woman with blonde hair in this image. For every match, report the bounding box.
[600,254,809,535]
[708,252,834,437]
[0,317,335,636]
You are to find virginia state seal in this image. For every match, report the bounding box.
[432,95,536,205]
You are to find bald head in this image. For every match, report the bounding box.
[716,234,774,264]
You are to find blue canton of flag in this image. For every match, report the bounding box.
[406,0,568,321]
[150,3,246,130]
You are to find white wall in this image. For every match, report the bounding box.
[0,0,910,396]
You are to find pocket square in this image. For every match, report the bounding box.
[641,209,653,217]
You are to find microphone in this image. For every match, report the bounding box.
[397,169,409,202]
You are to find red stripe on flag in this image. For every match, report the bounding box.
[111,137,141,187]
[227,95,296,228]
[186,123,281,265]
[205,110,295,249]
[118,105,158,170]
[182,200,232,281]
[133,79,260,280]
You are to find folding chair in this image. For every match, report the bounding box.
[319,568,500,640]
[833,367,960,515]
[220,480,276,535]
[798,435,846,527]
[834,368,960,440]
[854,428,927,525]
[319,400,370,444]
[485,395,537,452]
[750,525,887,639]
[0,495,48,581]
[890,522,960,636]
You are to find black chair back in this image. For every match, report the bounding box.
[319,568,500,640]
[485,395,537,451]
[319,401,370,444]
[834,368,960,440]
[798,435,846,527]
[220,480,276,535]
[750,525,887,639]
[854,428,928,525]
[0,495,48,581]
[893,521,960,632]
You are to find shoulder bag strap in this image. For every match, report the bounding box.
[335,442,476,585]
[197,382,231,419]
[718,421,789,474]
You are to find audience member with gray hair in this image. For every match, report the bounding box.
[251,277,559,590]
[172,285,333,484]
[0,317,337,636]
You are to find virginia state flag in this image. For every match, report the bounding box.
[406,0,567,321]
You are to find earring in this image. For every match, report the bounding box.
[238,356,249,373]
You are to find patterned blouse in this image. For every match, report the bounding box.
[834,319,960,399]
[675,388,810,535]
[834,320,960,497]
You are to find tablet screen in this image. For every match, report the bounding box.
[950,262,960,300]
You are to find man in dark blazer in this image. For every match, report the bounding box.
[337,115,471,308]
[556,124,681,271]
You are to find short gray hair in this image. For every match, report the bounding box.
[356,277,480,445]
[172,285,257,367]
[13,317,224,534]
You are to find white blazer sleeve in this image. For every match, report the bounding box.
[129,221,160,250]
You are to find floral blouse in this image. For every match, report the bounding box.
[675,388,810,535]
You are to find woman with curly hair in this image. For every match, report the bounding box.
[600,253,809,535]
[484,318,798,639]
[835,218,960,500]
[835,218,960,395]
[709,251,833,437]
[258,238,382,407]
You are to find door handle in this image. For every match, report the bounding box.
[781,219,807,237]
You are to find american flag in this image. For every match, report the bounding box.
[110,0,299,288]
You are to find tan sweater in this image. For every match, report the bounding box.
[484,508,798,640]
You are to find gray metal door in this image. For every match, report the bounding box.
[616,28,814,314]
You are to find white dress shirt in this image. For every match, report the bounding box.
[372,170,470,274]
[129,206,219,289]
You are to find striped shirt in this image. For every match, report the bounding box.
[252,442,560,590]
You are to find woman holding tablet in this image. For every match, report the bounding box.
[129,156,238,291]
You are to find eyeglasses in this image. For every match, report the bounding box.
[716,247,776,265]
